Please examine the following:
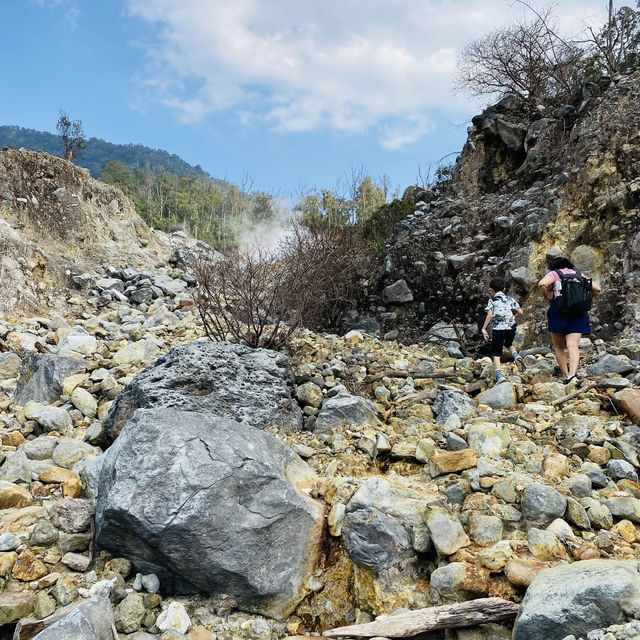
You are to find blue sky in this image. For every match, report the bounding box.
[2,0,606,196]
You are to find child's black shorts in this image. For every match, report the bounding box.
[491,327,516,357]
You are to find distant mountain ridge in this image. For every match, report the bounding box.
[0,125,229,188]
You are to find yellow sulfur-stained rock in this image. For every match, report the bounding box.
[429,448,477,476]
[62,373,90,397]
[39,467,82,498]
[2,431,25,447]
[0,481,33,509]
[12,550,49,581]
[0,551,17,576]
[612,519,638,543]
[505,557,549,587]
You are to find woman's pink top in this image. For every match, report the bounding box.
[545,268,585,300]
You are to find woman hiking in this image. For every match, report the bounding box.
[538,256,601,384]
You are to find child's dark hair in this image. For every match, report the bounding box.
[489,278,505,292]
[548,256,575,270]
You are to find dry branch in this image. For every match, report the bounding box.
[365,370,464,384]
[323,597,519,638]
[551,381,598,406]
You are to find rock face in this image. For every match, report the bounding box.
[513,560,640,640]
[14,355,86,406]
[104,341,302,440]
[92,408,324,619]
[31,596,114,640]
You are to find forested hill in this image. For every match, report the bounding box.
[0,125,228,188]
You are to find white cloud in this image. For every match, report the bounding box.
[128,0,607,149]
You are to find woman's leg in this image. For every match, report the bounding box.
[551,333,568,378]
[565,333,582,377]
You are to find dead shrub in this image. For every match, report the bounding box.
[190,223,365,349]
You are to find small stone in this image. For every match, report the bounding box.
[142,573,160,593]
[505,557,548,587]
[115,592,146,634]
[0,481,32,509]
[30,521,59,546]
[40,466,82,497]
[521,482,567,525]
[49,497,94,533]
[33,591,56,620]
[565,475,592,498]
[157,601,191,634]
[429,448,477,475]
[12,550,49,581]
[607,459,638,482]
[70,387,98,418]
[0,533,20,551]
[423,506,470,555]
[430,561,489,598]
[295,382,323,408]
[105,557,132,578]
[62,552,91,571]
[0,591,34,625]
[468,514,503,546]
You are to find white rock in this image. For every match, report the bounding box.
[156,602,191,634]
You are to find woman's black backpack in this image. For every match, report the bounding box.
[555,270,593,316]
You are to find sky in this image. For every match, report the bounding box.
[1,0,608,196]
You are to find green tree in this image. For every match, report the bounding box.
[56,112,86,162]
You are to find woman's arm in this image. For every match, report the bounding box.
[592,280,601,296]
[538,273,554,302]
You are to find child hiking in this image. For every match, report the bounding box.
[481,278,525,384]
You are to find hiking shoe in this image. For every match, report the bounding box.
[563,375,577,385]
[496,372,507,385]
[514,356,526,372]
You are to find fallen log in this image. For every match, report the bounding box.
[322,597,519,638]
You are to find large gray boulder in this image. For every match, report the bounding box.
[314,390,380,433]
[14,354,86,406]
[104,341,302,440]
[587,354,635,377]
[30,596,114,639]
[513,560,640,640]
[476,383,517,410]
[92,408,324,619]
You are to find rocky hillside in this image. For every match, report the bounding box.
[0,149,210,318]
[1,79,640,640]
[353,68,640,350]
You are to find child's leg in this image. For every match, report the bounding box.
[493,355,502,373]
[491,330,505,378]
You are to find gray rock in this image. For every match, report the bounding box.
[513,560,640,640]
[587,354,635,377]
[15,355,86,406]
[30,521,59,546]
[342,507,414,573]
[510,266,538,288]
[476,383,517,409]
[93,408,323,620]
[30,596,114,640]
[23,436,58,460]
[607,459,638,482]
[0,532,20,551]
[105,341,302,441]
[566,474,592,498]
[423,506,470,555]
[0,352,21,380]
[432,390,476,424]
[345,476,431,553]
[521,482,567,525]
[141,573,160,594]
[96,278,125,293]
[50,497,95,533]
[314,390,380,433]
[495,118,527,151]
[382,279,413,304]
[114,592,145,634]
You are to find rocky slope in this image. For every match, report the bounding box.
[0,149,208,318]
[353,68,640,350]
[0,264,639,639]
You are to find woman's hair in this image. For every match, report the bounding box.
[548,256,575,271]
